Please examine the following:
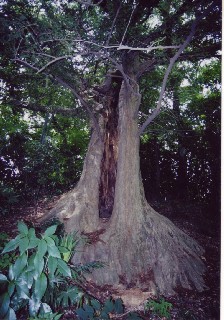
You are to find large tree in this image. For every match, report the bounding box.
[0,0,221,295]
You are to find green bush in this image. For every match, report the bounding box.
[0,221,89,319]
[145,297,173,319]
[0,222,145,320]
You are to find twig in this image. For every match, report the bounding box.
[120,4,137,45]
[105,2,122,46]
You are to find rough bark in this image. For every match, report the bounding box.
[72,83,206,296]
[40,74,207,296]
[39,125,104,233]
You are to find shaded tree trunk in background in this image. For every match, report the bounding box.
[173,88,189,200]
[41,54,206,296]
[140,137,161,202]
[204,114,221,221]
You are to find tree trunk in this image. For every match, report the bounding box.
[173,87,189,200]
[40,72,207,296]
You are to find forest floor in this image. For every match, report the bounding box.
[0,197,220,320]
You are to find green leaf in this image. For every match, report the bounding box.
[9,265,15,281]
[2,237,20,254]
[114,298,124,314]
[34,273,47,301]
[18,221,29,235]
[28,227,36,238]
[44,236,55,246]
[8,283,15,297]
[28,236,40,250]
[58,246,70,253]
[91,299,101,311]
[39,303,52,316]
[37,239,48,258]
[26,271,34,289]
[47,244,61,259]
[19,236,29,255]
[44,225,57,237]
[57,286,82,307]
[16,273,30,299]
[103,298,114,313]
[26,253,35,273]
[33,253,45,279]
[29,296,41,317]
[15,285,30,300]
[0,292,10,318]
[0,274,8,282]
[48,256,58,275]
[13,253,27,279]
[57,259,71,277]
[76,304,95,320]
[6,307,17,320]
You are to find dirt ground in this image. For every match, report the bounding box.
[0,197,220,319]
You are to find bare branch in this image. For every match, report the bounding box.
[14,58,103,141]
[117,45,180,52]
[72,39,180,53]
[10,100,80,117]
[75,0,104,6]
[105,2,122,46]
[54,76,103,141]
[138,3,216,135]
[36,55,73,74]
[120,4,137,45]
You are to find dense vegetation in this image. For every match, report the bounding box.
[0,59,220,216]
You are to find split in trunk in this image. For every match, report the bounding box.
[39,72,207,296]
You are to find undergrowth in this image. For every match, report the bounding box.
[0,222,149,320]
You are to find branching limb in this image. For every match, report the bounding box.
[72,39,181,52]
[54,76,103,141]
[75,0,104,7]
[14,58,103,141]
[10,100,80,117]
[36,55,73,74]
[138,3,216,135]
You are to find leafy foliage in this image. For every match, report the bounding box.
[140,59,221,208]
[0,223,146,319]
[0,232,17,270]
[75,297,124,320]
[0,221,99,319]
[0,104,89,215]
[145,298,173,319]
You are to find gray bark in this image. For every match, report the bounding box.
[40,80,206,296]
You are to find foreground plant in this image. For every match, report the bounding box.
[0,221,85,319]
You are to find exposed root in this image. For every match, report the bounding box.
[72,205,206,296]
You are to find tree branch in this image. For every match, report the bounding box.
[36,55,73,74]
[54,75,103,140]
[105,2,122,46]
[10,99,80,117]
[138,3,216,135]
[14,58,103,141]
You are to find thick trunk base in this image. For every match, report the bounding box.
[72,201,206,296]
